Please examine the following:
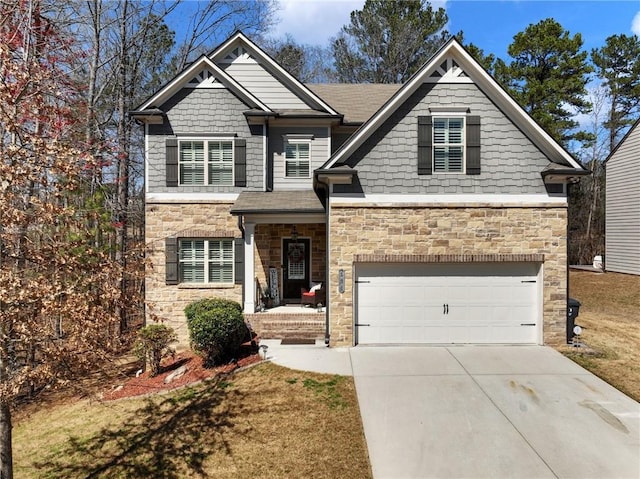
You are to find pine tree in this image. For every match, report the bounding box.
[332,0,449,83]
[495,18,593,147]
[591,34,640,152]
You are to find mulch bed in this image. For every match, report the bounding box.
[104,346,261,401]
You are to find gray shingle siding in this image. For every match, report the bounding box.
[337,83,551,195]
[147,88,263,193]
[269,126,329,190]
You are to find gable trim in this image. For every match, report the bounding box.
[321,38,584,171]
[209,31,339,116]
[136,55,270,112]
[604,117,640,164]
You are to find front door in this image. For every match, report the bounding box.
[283,238,310,301]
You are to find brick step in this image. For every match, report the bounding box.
[245,313,324,340]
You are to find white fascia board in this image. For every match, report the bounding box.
[324,39,583,171]
[329,193,567,206]
[209,32,339,116]
[146,192,239,203]
[138,56,270,112]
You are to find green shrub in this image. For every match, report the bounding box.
[184,297,242,321]
[133,324,177,377]
[185,298,247,366]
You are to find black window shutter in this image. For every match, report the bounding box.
[466,116,481,175]
[165,237,178,285]
[417,116,433,175]
[234,139,247,187]
[166,138,178,187]
[234,238,244,284]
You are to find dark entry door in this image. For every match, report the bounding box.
[283,238,310,301]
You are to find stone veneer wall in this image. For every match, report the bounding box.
[328,205,568,347]
[145,201,242,346]
[254,223,326,301]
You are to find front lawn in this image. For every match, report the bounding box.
[13,362,372,478]
[562,270,640,401]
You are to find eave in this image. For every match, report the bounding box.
[129,108,165,124]
[541,163,591,183]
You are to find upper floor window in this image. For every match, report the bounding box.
[179,140,233,185]
[179,238,234,284]
[433,117,464,173]
[284,141,311,178]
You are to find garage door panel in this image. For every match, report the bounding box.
[355,262,541,345]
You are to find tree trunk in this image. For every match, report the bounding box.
[0,348,12,479]
[115,0,130,335]
[0,399,12,479]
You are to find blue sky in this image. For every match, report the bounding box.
[272,0,640,58]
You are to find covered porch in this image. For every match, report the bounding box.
[231,190,328,341]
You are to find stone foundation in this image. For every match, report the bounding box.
[146,202,327,347]
[328,204,568,347]
[145,201,242,346]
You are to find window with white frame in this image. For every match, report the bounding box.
[433,117,464,173]
[179,140,233,185]
[179,238,233,284]
[284,140,311,178]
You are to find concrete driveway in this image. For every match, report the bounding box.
[350,346,640,479]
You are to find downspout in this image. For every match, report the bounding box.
[566,182,571,344]
[237,214,244,238]
[324,184,331,346]
[314,177,331,346]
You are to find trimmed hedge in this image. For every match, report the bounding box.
[185,298,246,366]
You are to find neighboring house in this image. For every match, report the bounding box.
[604,118,640,275]
[132,32,587,348]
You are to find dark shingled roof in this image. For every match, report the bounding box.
[230,190,324,215]
[306,84,401,124]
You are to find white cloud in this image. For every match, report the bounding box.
[271,0,364,46]
[632,11,640,35]
[271,0,448,47]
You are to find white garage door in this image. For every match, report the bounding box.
[355,262,541,345]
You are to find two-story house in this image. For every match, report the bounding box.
[132,32,587,348]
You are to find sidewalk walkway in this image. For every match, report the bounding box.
[258,339,353,376]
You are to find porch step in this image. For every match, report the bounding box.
[245,312,325,340]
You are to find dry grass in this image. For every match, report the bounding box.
[13,363,371,479]
[560,270,640,401]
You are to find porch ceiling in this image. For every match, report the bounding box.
[230,190,325,216]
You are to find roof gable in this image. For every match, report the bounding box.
[605,117,640,164]
[322,37,584,171]
[136,55,269,112]
[209,31,339,115]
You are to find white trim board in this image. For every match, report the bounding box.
[146,193,239,203]
[330,194,567,206]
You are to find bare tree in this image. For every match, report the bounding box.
[568,86,608,264]
[0,2,122,477]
